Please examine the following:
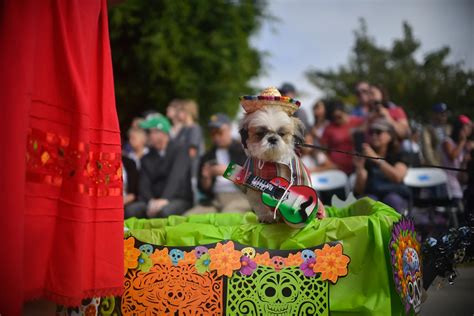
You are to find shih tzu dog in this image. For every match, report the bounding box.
[238,87,326,224]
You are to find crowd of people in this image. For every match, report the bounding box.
[121,82,473,222]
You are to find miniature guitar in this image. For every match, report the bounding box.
[223,162,319,227]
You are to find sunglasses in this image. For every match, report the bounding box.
[369,129,384,136]
[356,89,369,96]
[210,129,224,136]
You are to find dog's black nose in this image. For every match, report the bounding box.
[268,136,278,144]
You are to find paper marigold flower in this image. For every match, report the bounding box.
[286,252,304,267]
[124,237,141,275]
[254,251,272,266]
[313,243,350,283]
[150,248,172,266]
[208,241,241,277]
[178,250,197,266]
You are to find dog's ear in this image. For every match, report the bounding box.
[239,128,249,149]
[292,117,305,147]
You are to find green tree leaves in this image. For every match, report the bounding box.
[306,18,474,120]
[109,0,266,128]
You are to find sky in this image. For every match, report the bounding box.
[250,0,474,120]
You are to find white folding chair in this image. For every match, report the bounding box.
[403,168,448,188]
[311,170,348,205]
[403,168,458,227]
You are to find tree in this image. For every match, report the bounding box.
[306,18,474,120]
[109,0,266,129]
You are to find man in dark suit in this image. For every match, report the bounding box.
[125,114,193,218]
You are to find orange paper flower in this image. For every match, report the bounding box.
[178,250,197,266]
[313,243,350,283]
[285,252,304,267]
[254,251,272,266]
[150,248,172,266]
[124,237,141,275]
[208,241,241,277]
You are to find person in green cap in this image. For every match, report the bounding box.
[125,113,193,218]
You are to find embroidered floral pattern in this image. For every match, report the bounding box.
[313,243,350,283]
[26,128,122,197]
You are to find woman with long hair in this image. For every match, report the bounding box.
[441,115,472,200]
[354,119,410,213]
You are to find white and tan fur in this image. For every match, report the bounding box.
[239,106,306,223]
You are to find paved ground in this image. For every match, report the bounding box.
[421,266,474,316]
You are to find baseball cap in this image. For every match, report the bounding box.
[279,83,296,96]
[139,113,171,134]
[432,103,448,113]
[208,113,231,129]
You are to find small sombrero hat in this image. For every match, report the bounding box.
[239,87,301,115]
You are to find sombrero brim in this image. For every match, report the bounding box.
[239,95,301,115]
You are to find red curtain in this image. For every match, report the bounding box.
[0,1,124,313]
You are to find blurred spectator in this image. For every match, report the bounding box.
[125,114,193,218]
[311,100,329,143]
[301,133,335,172]
[351,81,371,118]
[130,117,145,129]
[166,99,183,138]
[368,85,410,138]
[173,99,205,159]
[126,126,149,169]
[463,148,474,222]
[401,120,424,166]
[186,113,250,214]
[122,155,139,212]
[422,103,452,166]
[321,100,364,174]
[353,119,410,213]
[441,115,472,201]
[280,82,311,130]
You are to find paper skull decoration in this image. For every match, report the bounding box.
[403,247,422,314]
[301,249,315,261]
[389,218,422,315]
[241,247,256,259]
[257,270,300,314]
[139,244,154,256]
[169,249,184,266]
[271,256,286,271]
[194,246,208,259]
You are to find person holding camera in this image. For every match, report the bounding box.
[353,119,410,213]
[368,84,410,139]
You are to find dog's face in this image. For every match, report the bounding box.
[240,106,304,163]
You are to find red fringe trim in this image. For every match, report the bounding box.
[25,286,124,307]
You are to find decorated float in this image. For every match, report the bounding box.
[56,197,441,316]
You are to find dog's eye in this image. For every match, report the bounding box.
[278,132,285,137]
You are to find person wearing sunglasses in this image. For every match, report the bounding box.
[186,113,250,215]
[351,81,371,118]
[353,119,410,213]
